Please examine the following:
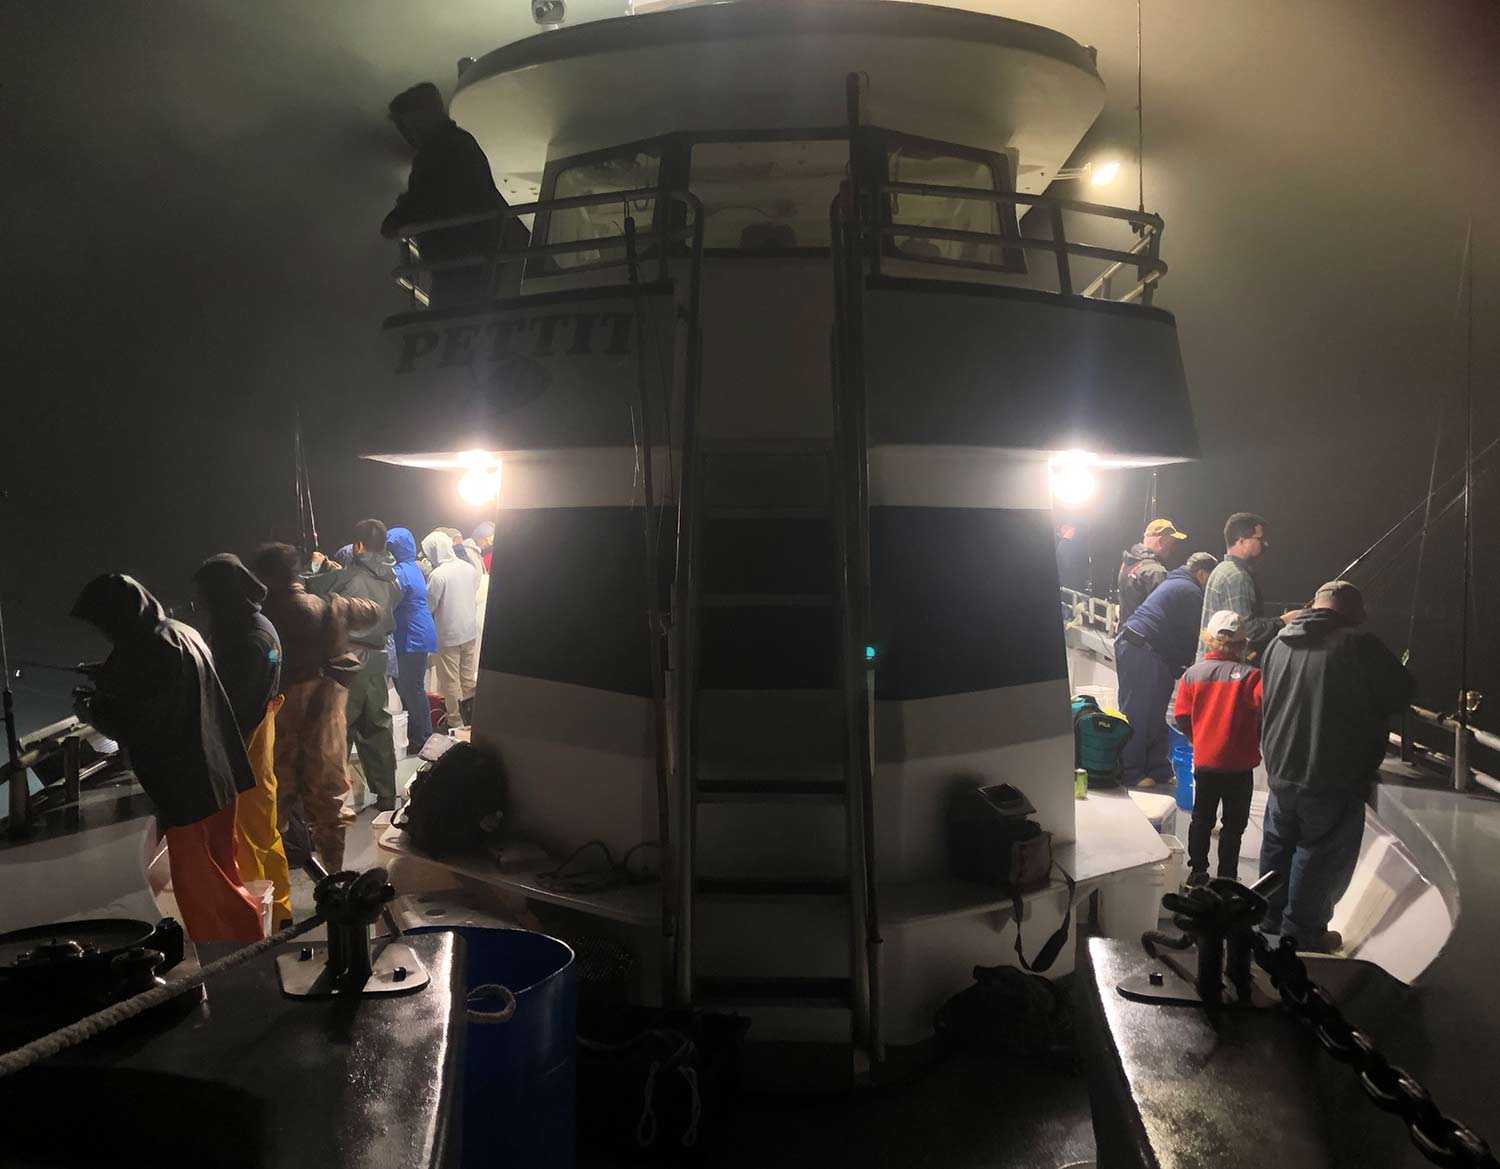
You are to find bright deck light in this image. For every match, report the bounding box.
[1050,449,1098,506]
[457,467,500,505]
[1090,159,1121,186]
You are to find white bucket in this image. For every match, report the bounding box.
[1159,834,1186,900]
[244,879,276,938]
[1100,866,1168,941]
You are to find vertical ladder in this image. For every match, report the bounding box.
[674,440,877,1071]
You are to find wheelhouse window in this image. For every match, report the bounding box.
[689,139,848,251]
[881,137,1023,273]
[540,147,662,272]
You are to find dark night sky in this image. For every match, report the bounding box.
[1,0,1497,728]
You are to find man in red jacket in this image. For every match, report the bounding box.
[1172,610,1263,885]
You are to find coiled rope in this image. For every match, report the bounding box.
[0,913,324,1079]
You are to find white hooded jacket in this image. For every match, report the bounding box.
[421,530,480,647]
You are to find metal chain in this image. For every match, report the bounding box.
[1253,933,1499,1169]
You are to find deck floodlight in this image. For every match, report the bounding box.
[457,465,501,505]
[1050,449,1098,506]
[1090,159,1121,186]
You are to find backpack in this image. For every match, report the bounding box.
[1072,694,1132,788]
[934,964,1076,1067]
[397,741,506,856]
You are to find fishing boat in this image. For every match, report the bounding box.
[5,3,1499,1167]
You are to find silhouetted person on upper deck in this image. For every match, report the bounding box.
[381,81,518,307]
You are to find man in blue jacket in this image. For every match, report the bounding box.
[1115,551,1218,787]
[387,527,439,753]
[308,519,402,810]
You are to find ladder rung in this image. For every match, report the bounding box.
[695,757,844,784]
[696,877,848,899]
[695,779,847,803]
[695,976,853,1009]
[704,506,828,520]
[701,593,834,607]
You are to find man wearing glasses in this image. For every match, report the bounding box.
[1197,513,1296,663]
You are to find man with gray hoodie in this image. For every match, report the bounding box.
[423,529,481,727]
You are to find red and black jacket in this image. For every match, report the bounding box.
[1172,653,1263,771]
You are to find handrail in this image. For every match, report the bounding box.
[837,71,883,1066]
[1080,233,1157,299]
[391,186,697,310]
[877,178,1165,304]
[391,186,667,238]
[670,195,708,1007]
[883,180,1163,230]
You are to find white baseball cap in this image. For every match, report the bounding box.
[1206,609,1246,640]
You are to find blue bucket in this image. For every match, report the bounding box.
[1167,726,1194,811]
[410,926,576,1169]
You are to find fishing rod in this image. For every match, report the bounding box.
[1337,429,1499,581]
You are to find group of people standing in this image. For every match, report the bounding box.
[69,518,497,944]
[1087,511,1414,952]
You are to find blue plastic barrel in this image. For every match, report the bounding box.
[409,926,576,1169]
[1167,726,1194,811]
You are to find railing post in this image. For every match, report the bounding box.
[1142,225,1162,307]
[1049,204,1073,297]
[1454,720,1472,792]
[63,734,81,831]
[1400,710,1414,764]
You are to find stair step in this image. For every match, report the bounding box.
[695,756,844,784]
[696,975,853,1009]
[705,506,827,520]
[701,593,834,607]
[696,877,848,899]
[696,779,846,803]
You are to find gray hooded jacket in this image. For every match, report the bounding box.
[422,530,480,647]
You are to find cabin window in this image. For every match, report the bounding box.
[881,138,1023,273]
[689,139,847,251]
[542,148,662,271]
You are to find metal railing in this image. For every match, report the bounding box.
[1401,704,1500,795]
[390,186,699,309]
[4,716,122,838]
[877,181,1166,305]
[1061,586,1120,635]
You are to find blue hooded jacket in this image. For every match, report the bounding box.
[1121,563,1204,671]
[388,527,438,654]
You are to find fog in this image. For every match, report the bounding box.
[1,0,1496,728]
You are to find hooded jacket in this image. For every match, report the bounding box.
[422,530,480,646]
[71,574,255,828]
[1120,563,1204,671]
[257,548,383,687]
[1260,608,1413,790]
[387,527,439,654]
[193,554,281,737]
[1117,544,1168,624]
[306,543,401,657]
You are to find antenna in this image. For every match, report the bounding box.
[1458,221,1474,779]
[1135,0,1146,222]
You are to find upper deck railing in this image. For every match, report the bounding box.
[387,180,1164,311]
[389,186,701,310]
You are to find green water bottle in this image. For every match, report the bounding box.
[1074,768,1088,800]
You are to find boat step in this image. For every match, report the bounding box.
[695,779,846,803]
[695,976,853,1009]
[695,757,844,784]
[696,877,847,899]
[700,593,834,607]
[704,506,828,520]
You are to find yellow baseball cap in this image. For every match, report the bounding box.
[1145,518,1187,540]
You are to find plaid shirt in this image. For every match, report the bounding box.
[1197,555,1281,661]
